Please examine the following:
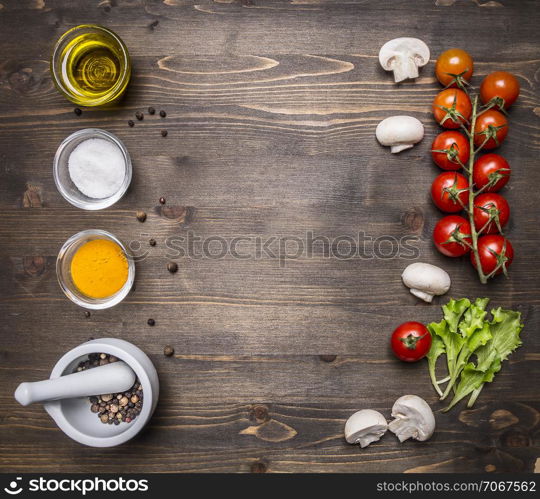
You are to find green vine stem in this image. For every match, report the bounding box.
[465,95,489,284]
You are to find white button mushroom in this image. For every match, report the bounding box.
[375,116,424,153]
[379,38,430,83]
[344,409,388,448]
[401,262,451,303]
[388,395,435,443]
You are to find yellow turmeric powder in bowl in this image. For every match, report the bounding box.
[70,238,129,299]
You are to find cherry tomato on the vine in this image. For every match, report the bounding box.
[473,154,511,192]
[435,48,474,88]
[471,235,513,276]
[433,88,472,129]
[431,172,470,213]
[473,193,510,235]
[473,109,508,149]
[431,131,470,170]
[390,322,432,362]
[433,215,472,257]
[480,71,520,109]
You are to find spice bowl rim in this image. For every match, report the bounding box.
[44,338,159,448]
[56,229,135,310]
[53,128,132,211]
[50,24,131,107]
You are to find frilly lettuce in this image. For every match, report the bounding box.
[426,298,524,411]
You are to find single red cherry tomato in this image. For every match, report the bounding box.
[473,154,511,192]
[433,215,472,257]
[473,193,510,235]
[435,48,474,87]
[473,109,508,149]
[480,71,520,109]
[391,322,432,362]
[471,235,514,275]
[431,172,470,213]
[431,131,470,170]
[433,88,472,129]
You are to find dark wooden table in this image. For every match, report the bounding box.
[1,0,538,473]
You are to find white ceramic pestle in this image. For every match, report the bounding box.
[14,361,136,407]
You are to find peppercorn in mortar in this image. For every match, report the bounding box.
[74,353,143,425]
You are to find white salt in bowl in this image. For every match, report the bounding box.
[53,128,132,210]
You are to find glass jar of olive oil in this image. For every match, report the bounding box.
[51,25,131,106]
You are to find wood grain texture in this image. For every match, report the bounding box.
[0,0,539,473]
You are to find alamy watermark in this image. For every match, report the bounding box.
[128,230,420,267]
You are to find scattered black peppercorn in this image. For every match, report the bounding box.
[148,106,155,115]
[319,354,337,363]
[84,310,91,318]
[159,197,166,205]
[135,111,144,121]
[149,238,156,247]
[161,129,168,137]
[167,262,178,273]
[128,120,134,127]
[147,318,155,326]
[164,345,175,357]
[74,108,82,116]
[159,110,166,118]
[136,210,147,222]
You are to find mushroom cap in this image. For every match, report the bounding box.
[344,409,388,447]
[376,116,424,148]
[389,395,435,442]
[378,37,430,69]
[402,262,451,297]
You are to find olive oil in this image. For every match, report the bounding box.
[52,25,130,106]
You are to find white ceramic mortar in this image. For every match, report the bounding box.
[42,338,159,447]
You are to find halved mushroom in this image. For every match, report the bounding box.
[376,116,424,153]
[379,38,430,83]
[344,409,388,448]
[388,395,435,442]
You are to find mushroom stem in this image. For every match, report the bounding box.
[356,428,387,448]
[388,420,418,442]
[392,56,419,83]
[408,288,434,303]
[390,144,414,153]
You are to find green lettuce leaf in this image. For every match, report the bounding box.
[475,308,523,371]
[444,358,501,412]
[466,322,492,353]
[458,297,489,338]
[440,320,493,401]
[442,298,471,333]
[428,319,465,377]
[426,299,524,411]
[426,332,446,396]
[489,308,523,361]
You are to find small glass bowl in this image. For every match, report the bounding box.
[51,24,131,106]
[53,128,132,210]
[57,229,135,310]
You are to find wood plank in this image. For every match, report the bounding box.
[0,397,537,472]
[3,300,539,354]
[0,0,539,57]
